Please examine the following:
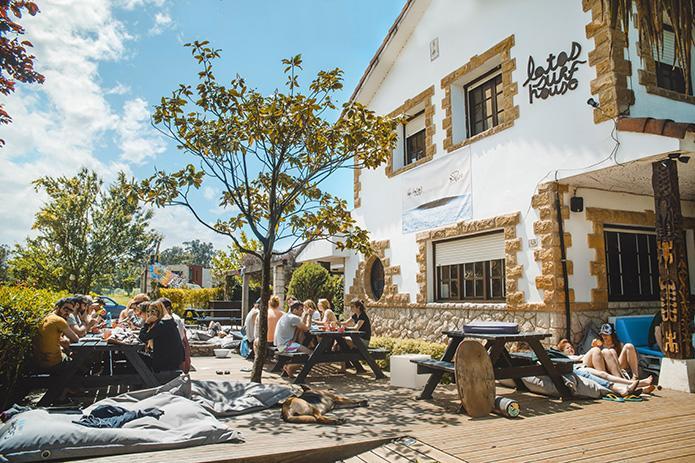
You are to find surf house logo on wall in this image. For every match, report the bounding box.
[522,42,586,104]
[402,153,472,233]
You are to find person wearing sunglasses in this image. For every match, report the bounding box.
[138,300,184,372]
[33,298,80,371]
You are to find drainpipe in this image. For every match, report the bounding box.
[555,186,572,341]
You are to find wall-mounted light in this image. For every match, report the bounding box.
[570,189,583,213]
[586,98,599,108]
[668,152,690,164]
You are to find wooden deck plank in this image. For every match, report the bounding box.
[52,356,695,463]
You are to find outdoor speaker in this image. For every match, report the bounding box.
[570,196,584,213]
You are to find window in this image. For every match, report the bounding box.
[369,258,385,301]
[653,26,693,95]
[465,67,503,137]
[605,228,659,301]
[405,129,426,165]
[434,232,505,302]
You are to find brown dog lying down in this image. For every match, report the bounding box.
[281,385,368,425]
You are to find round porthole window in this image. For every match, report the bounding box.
[369,258,385,301]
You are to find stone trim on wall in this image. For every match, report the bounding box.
[440,35,518,153]
[636,39,695,105]
[353,167,361,209]
[583,0,634,123]
[385,86,436,177]
[346,240,410,306]
[531,182,573,313]
[585,207,655,310]
[413,212,523,308]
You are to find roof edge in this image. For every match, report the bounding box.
[617,117,695,139]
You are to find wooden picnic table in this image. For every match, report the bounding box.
[38,335,178,406]
[271,330,386,384]
[414,330,573,400]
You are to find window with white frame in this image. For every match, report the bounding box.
[434,232,505,302]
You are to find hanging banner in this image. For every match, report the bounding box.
[401,153,472,233]
[148,263,186,288]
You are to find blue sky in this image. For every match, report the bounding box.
[0,0,404,250]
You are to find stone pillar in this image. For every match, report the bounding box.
[652,159,692,359]
[241,270,250,321]
[273,264,285,308]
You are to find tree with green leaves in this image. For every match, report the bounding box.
[160,239,215,267]
[10,169,158,294]
[134,41,397,382]
[210,232,260,297]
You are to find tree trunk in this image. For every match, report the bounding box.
[251,253,272,383]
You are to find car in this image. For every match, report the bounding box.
[97,295,126,320]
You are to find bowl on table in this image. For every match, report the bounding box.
[213,348,231,358]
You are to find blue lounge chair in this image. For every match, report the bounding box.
[613,315,662,374]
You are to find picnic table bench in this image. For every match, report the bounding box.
[37,336,180,406]
[269,330,387,384]
[413,330,575,400]
[183,300,242,327]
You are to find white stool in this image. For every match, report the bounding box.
[390,354,432,389]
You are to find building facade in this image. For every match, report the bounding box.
[343,0,695,346]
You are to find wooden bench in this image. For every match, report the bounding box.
[412,358,455,375]
[508,351,577,374]
[413,353,575,377]
[270,348,390,375]
[184,300,242,328]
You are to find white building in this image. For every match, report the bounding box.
[339,0,695,347]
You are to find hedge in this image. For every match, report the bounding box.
[0,285,68,408]
[159,287,224,315]
[369,336,447,370]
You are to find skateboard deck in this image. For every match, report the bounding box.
[455,340,495,418]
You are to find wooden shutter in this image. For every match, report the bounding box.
[434,232,505,267]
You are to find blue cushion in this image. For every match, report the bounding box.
[636,346,664,358]
[614,315,655,348]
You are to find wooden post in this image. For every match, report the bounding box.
[652,159,693,359]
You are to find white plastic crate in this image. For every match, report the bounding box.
[390,354,432,389]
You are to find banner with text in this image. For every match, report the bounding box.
[401,153,472,233]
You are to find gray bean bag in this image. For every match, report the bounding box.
[499,373,609,399]
[111,375,294,417]
[0,392,241,463]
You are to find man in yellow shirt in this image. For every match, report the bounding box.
[34,297,80,370]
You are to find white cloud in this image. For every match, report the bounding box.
[105,82,131,95]
[116,98,166,164]
[153,207,231,250]
[119,0,165,10]
[203,187,216,200]
[149,11,173,35]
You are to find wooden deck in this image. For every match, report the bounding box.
[72,355,695,463]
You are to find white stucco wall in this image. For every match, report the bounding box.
[346,0,691,305]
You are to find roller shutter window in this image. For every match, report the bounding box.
[435,232,505,301]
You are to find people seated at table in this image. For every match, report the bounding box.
[315,298,337,327]
[266,295,284,345]
[124,301,147,330]
[341,299,372,347]
[119,293,150,325]
[66,295,96,337]
[557,339,656,395]
[303,299,320,322]
[33,298,80,371]
[274,300,312,377]
[158,297,191,374]
[138,300,184,372]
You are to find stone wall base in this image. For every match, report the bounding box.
[367,305,659,346]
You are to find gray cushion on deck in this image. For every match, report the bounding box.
[0,392,241,462]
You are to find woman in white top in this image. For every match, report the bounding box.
[316,298,338,327]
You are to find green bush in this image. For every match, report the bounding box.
[323,275,345,315]
[287,262,329,303]
[0,285,68,408]
[159,287,224,315]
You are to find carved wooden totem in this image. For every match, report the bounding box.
[652,159,692,359]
